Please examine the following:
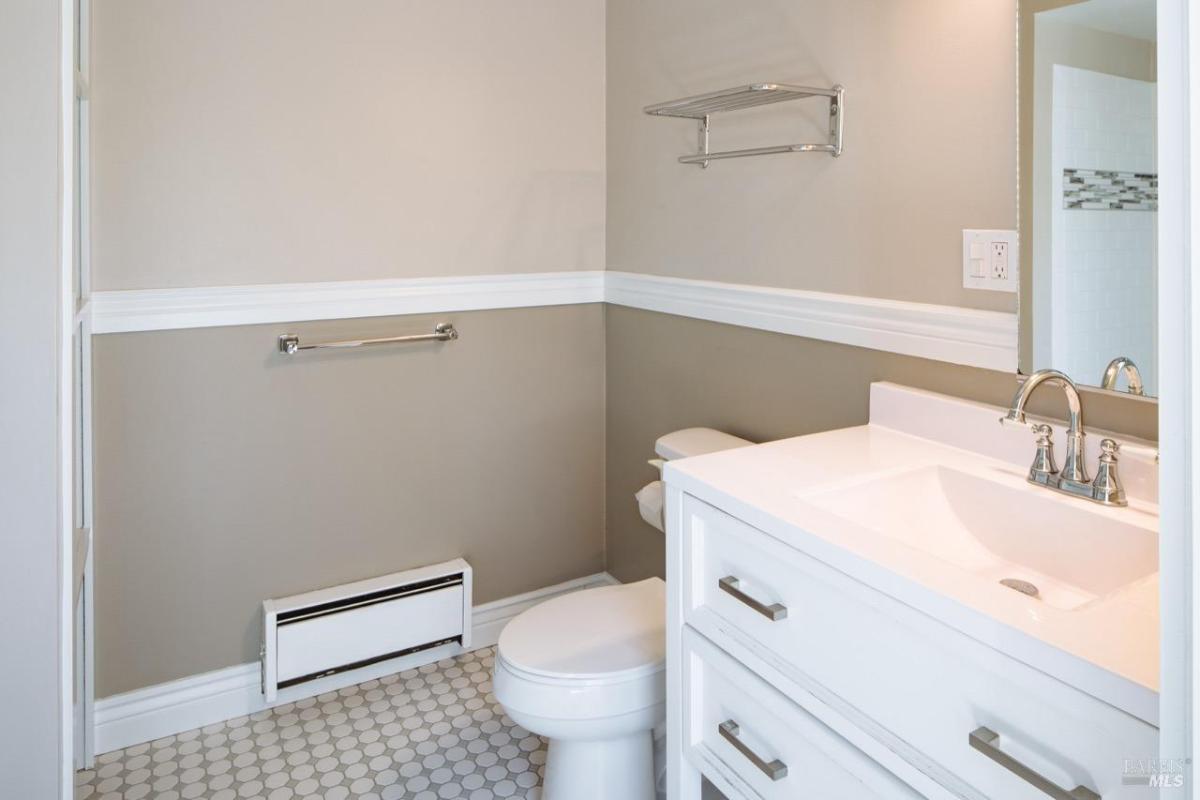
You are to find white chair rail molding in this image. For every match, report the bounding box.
[88,270,1018,371]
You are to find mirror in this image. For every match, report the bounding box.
[1019,0,1158,397]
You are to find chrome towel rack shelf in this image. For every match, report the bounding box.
[278,323,458,355]
[644,82,844,167]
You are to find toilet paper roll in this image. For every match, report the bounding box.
[635,480,665,531]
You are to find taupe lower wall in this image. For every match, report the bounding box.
[95,301,1158,695]
[605,306,1158,583]
[93,305,606,697]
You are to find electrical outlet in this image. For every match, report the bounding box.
[963,230,1018,293]
[991,241,1009,280]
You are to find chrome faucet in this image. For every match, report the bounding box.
[1001,370,1126,506]
[1100,356,1145,396]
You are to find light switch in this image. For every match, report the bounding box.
[962,229,1018,293]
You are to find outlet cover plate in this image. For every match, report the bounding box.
[962,229,1018,293]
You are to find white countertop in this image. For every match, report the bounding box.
[663,383,1159,725]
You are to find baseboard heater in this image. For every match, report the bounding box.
[261,558,472,702]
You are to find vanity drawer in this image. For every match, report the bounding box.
[680,494,1158,799]
[681,626,923,800]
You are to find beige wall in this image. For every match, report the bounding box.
[94,306,606,696]
[90,0,1163,702]
[606,0,1018,313]
[605,306,1158,583]
[89,0,610,697]
[604,0,1157,584]
[90,0,605,290]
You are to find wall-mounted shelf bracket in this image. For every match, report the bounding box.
[644,83,844,168]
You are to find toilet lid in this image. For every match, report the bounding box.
[498,578,666,681]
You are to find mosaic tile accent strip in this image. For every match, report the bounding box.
[1064,168,1158,211]
[75,647,546,800]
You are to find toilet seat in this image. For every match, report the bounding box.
[498,577,666,682]
[493,578,668,799]
[494,578,666,722]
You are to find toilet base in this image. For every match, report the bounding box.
[542,730,655,800]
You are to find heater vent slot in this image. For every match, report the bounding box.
[262,559,472,702]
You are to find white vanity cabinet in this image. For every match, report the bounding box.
[665,487,1158,800]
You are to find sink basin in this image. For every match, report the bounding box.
[802,465,1157,610]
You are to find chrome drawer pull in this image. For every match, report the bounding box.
[968,727,1100,800]
[718,576,787,621]
[719,720,788,781]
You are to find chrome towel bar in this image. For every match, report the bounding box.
[645,82,845,167]
[278,323,458,355]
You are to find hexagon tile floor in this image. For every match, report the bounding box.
[75,647,547,800]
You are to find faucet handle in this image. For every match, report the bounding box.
[1028,424,1058,483]
[1092,439,1127,506]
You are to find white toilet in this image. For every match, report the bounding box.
[494,578,666,800]
[493,428,752,800]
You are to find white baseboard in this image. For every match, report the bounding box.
[93,572,619,756]
[90,270,1018,371]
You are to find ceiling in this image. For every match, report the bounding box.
[1040,0,1157,42]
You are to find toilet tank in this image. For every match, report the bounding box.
[654,428,752,461]
[637,429,752,533]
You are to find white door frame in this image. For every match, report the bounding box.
[59,0,89,788]
[58,0,76,787]
[2,0,81,792]
[1158,0,1197,794]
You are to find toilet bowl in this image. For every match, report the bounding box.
[493,577,666,800]
[494,429,752,798]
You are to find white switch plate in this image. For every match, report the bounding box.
[962,229,1018,293]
